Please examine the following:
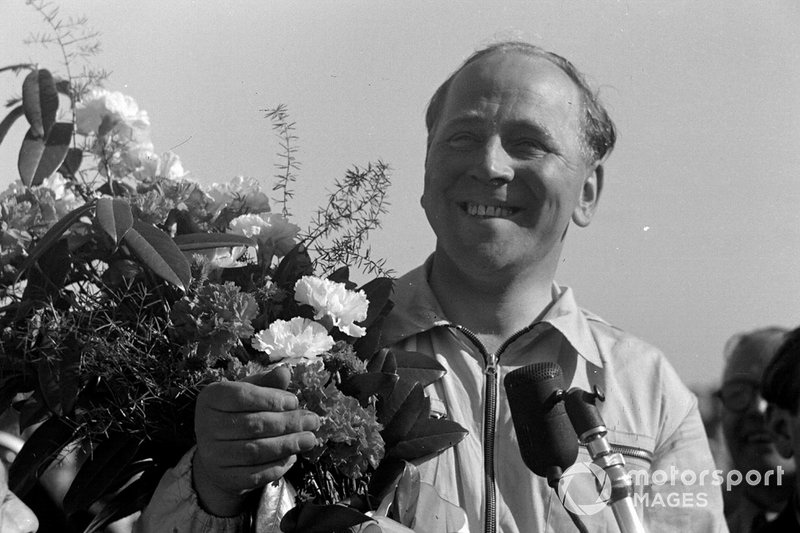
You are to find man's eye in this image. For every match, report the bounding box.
[447,134,479,149]
[511,139,547,154]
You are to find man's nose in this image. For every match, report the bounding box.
[475,137,513,184]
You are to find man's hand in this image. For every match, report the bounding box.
[192,366,320,517]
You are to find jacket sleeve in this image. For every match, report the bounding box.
[644,393,730,532]
[134,448,250,533]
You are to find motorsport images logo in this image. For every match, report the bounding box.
[558,462,612,515]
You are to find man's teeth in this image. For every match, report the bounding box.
[466,203,514,217]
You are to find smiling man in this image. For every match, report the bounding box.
[137,42,727,532]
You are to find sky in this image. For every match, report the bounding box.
[1,0,799,387]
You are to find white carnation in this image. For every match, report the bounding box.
[251,317,334,364]
[294,276,369,337]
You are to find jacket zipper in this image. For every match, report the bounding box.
[453,324,536,533]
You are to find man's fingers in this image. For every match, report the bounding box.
[198,380,298,412]
[200,409,321,440]
[242,365,291,390]
[200,431,319,468]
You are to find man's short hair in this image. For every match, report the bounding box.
[761,326,800,414]
[425,41,617,164]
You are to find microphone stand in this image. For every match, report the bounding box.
[565,388,646,533]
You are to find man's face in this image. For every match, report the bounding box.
[721,345,795,477]
[422,52,599,279]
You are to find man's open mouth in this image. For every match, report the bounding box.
[461,202,518,218]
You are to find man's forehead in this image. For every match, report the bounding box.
[442,52,582,119]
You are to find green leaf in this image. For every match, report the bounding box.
[15,200,94,281]
[83,467,163,533]
[381,382,425,447]
[95,197,133,245]
[57,147,83,180]
[22,69,58,138]
[391,462,420,527]
[340,371,398,406]
[389,419,468,461]
[64,435,142,514]
[327,266,352,286]
[18,122,73,186]
[393,350,446,388]
[9,416,75,497]
[358,277,394,329]
[19,237,71,310]
[279,503,371,533]
[272,244,313,289]
[367,348,397,375]
[123,220,191,290]
[0,105,24,146]
[173,232,254,250]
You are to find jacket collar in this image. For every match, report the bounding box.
[381,257,603,368]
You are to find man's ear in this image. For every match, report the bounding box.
[572,163,604,228]
[766,405,795,459]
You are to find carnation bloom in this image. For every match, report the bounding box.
[207,176,271,216]
[75,88,150,136]
[294,276,369,337]
[228,213,299,263]
[252,317,334,364]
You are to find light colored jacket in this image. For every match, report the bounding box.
[137,263,728,532]
[380,263,728,533]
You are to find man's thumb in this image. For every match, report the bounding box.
[242,364,291,390]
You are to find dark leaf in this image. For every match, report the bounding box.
[57,147,83,180]
[64,435,141,514]
[380,382,425,447]
[391,462,420,527]
[18,122,73,186]
[15,200,93,280]
[272,244,313,289]
[279,503,370,533]
[388,419,468,461]
[9,416,75,497]
[366,348,396,375]
[353,314,387,362]
[55,79,72,97]
[173,232,254,250]
[358,277,394,329]
[123,220,191,291]
[0,105,24,146]
[393,350,446,388]
[22,69,58,138]
[367,457,406,501]
[17,397,49,431]
[19,238,71,312]
[340,371,398,406]
[83,467,163,533]
[0,375,33,414]
[95,197,133,246]
[327,266,351,286]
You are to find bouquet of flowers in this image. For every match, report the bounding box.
[0,6,467,532]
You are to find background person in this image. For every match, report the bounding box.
[718,327,794,532]
[758,325,800,532]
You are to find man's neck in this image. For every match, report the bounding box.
[428,252,556,352]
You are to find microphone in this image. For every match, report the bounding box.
[564,387,646,533]
[503,362,578,487]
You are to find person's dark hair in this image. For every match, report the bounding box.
[761,326,800,414]
[425,41,617,163]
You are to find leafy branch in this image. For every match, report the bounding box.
[264,104,300,218]
[23,0,109,102]
[300,161,393,278]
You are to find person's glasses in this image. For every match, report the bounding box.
[715,380,762,413]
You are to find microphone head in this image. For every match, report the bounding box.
[504,362,578,482]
